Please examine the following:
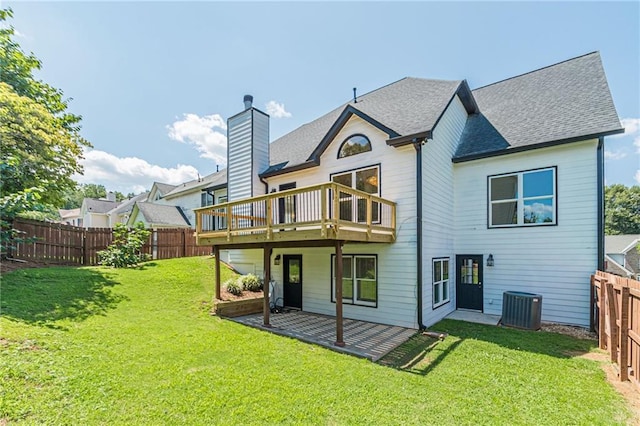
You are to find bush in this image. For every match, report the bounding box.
[98,222,150,268]
[241,274,263,292]
[225,279,243,296]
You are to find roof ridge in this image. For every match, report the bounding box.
[350,76,461,103]
[472,51,600,91]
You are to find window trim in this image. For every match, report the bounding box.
[330,254,378,308]
[330,164,381,224]
[337,134,372,159]
[487,166,557,228]
[432,257,450,309]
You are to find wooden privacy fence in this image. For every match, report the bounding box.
[591,271,640,389]
[9,219,212,266]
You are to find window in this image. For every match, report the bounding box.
[433,258,450,308]
[331,165,380,223]
[201,191,214,207]
[489,167,556,227]
[338,134,371,158]
[331,255,377,307]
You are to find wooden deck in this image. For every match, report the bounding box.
[195,182,396,247]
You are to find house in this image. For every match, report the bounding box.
[605,234,640,279]
[106,192,149,227]
[194,52,623,340]
[127,172,227,228]
[79,193,120,228]
[59,208,82,227]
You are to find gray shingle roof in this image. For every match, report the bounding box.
[135,202,190,227]
[269,78,462,169]
[108,192,149,216]
[455,52,623,160]
[155,182,178,196]
[84,198,120,214]
[605,234,640,254]
[163,169,227,199]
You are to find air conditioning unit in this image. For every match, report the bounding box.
[502,291,542,330]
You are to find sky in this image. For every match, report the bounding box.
[3,1,640,194]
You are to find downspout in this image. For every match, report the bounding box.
[597,137,604,271]
[259,175,269,195]
[415,138,425,329]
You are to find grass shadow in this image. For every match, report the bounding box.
[379,333,462,375]
[432,319,598,358]
[1,267,126,328]
[379,319,598,374]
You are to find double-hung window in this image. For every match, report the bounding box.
[331,255,377,307]
[489,167,556,227]
[433,258,450,308]
[331,165,380,223]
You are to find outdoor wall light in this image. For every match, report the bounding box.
[274,254,281,265]
[487,254,494,267]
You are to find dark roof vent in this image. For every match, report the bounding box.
[243,95,253,110]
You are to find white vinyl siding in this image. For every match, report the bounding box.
[421,95,468,326]
[454,139,599,326]
[227,111,253,201]
[233,115,419,328]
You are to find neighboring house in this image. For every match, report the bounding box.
[59,208,82,227]
[128,171,228,229]
[127,202,191,228]
[194,52,622,332]
[605,234,640,279]
[107,192,149,227]
[80,194,120,228]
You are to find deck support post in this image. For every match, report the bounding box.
[214,246,221,300]
[263,244,272,328]
[334,241,345,347]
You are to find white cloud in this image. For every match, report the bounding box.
[636,170,640,185]
[75,149,199,194]
[620,118,640,136]
[604,150,627,160]
[265,100,292,119]
[167,113,227,165]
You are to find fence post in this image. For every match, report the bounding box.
[82,229,88,265]
[182,229,186,257]
[590,275,595,332]
[606,283,618,364]
[599,278,607,350]
[619,286,630,382]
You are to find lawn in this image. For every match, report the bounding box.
[0,257,630,425]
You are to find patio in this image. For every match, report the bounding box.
[230,310,417,361]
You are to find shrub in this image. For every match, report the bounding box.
[241,274,263,292]
[98,222,151,268]
[225,279,243,296]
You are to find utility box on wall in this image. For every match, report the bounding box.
[502,291,542,330]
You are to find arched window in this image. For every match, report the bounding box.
[338,134,371,158]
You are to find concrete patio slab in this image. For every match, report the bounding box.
[445,309,501,326]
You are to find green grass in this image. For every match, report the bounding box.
[0,257,630,425]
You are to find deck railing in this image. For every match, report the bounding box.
[195,182,396,244]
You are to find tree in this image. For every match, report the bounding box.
[605,184,640,235]
[0,82,84,206]
[1,8,89,256]
[0,8,84,136]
